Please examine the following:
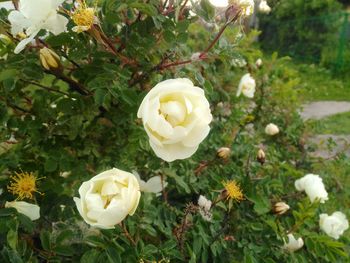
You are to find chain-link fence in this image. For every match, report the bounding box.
[259,12,350,74]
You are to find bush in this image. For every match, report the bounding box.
[0,1,349,262]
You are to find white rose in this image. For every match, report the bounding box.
[8,0,68,53]
[259,0,271,14]
[137,78,212,162]
[73,168,141,229]
[283,234,304,252]
[319,212,349,239]
[5,201,40,221]
[295,174,328,203]
[265,123,279,135]
[236,73,256,98]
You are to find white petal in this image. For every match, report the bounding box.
[43,13,68,35]
[143,176,164,193]
[19,0,52,20]
[5,201,40,221]
[14,30,39,54]
[149,140,198,162]
[8,10,30,35]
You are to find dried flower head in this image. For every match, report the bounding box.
[7,171,42,200]
[222,180,244,202]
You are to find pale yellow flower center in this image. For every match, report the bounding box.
[72,6,95,28]
[7,171,42,200]
[223,180,244,201]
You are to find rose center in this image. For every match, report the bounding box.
[159,101,186,127]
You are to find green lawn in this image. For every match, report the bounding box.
[306,111,350,134]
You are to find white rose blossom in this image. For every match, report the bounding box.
[137,78,212,162]
[295,174,328,203]
[73,168,141,229]
[5,201,40,221]
[259,0,271,14]
[319,212,349,239]
[283,234,304,252]
[265,123,279,135]
[236,73,256,98]
[8,0,68,54]
[133,171,167,195]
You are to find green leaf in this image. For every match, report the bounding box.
[106,246,121,263]
[40,230,51,251]
[80,249,101,263]
[0,69,18,82]
[7,229,18,250]
[0,208,16,217]
[85,235,106,248]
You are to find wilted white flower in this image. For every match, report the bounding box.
[191,52,201,61]
[198,195,212,221]
[236,73,256,98]
[59,171,71,178]
[265,123,279,135]
[8,0,68,53]
[232,58,247,68]
[137,78,212,162]
[133,171,167,194]
[5,201,40,221]
[273,201,290,215]
[237,0,255,16]
[295,174,328,203]
[319,212,349,239]
[73,168,141,229]
[255,58,263,67]
[283,234,304,252]
[259,0,271,14]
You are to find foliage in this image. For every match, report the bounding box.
[0,1,349,262]
[258,0,348,73]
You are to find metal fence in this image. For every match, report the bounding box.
[259,12,350,74]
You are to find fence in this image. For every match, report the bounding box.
[259,12,350,74]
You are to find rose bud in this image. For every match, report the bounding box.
[273,202,290,215]
[217,147,231,160]
[39,47,62,71]
[257,149,266,164]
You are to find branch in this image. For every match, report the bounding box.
[20,79,70,96]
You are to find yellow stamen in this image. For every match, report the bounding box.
[71,1,95,29]
[7,171,43,200]
[223,180,244,202]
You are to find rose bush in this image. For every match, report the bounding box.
[0,0,349,262]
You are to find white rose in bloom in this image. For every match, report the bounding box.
[283,234,304,252]
[319,212,349,239]
[73,168,141,229]
[265,123,279,135]
[8,0,68,53]
[137,78,212,162]
[295,174,328,203]
[5,201,40,221]
[236,73,256,98]
[133,171,167,194]
[259,0,271,14]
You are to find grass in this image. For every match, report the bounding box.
[306,111,350,135]
[294,63,350,102]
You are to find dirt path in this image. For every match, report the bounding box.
[301,101,350,158]
[300,101,350,120]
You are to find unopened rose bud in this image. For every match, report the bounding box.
[39,47,61,71]
[255,58,262,68]
[273,201,290,215]
[217,147,231,160]
[265,123,279,136]
[257,149,266,164]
